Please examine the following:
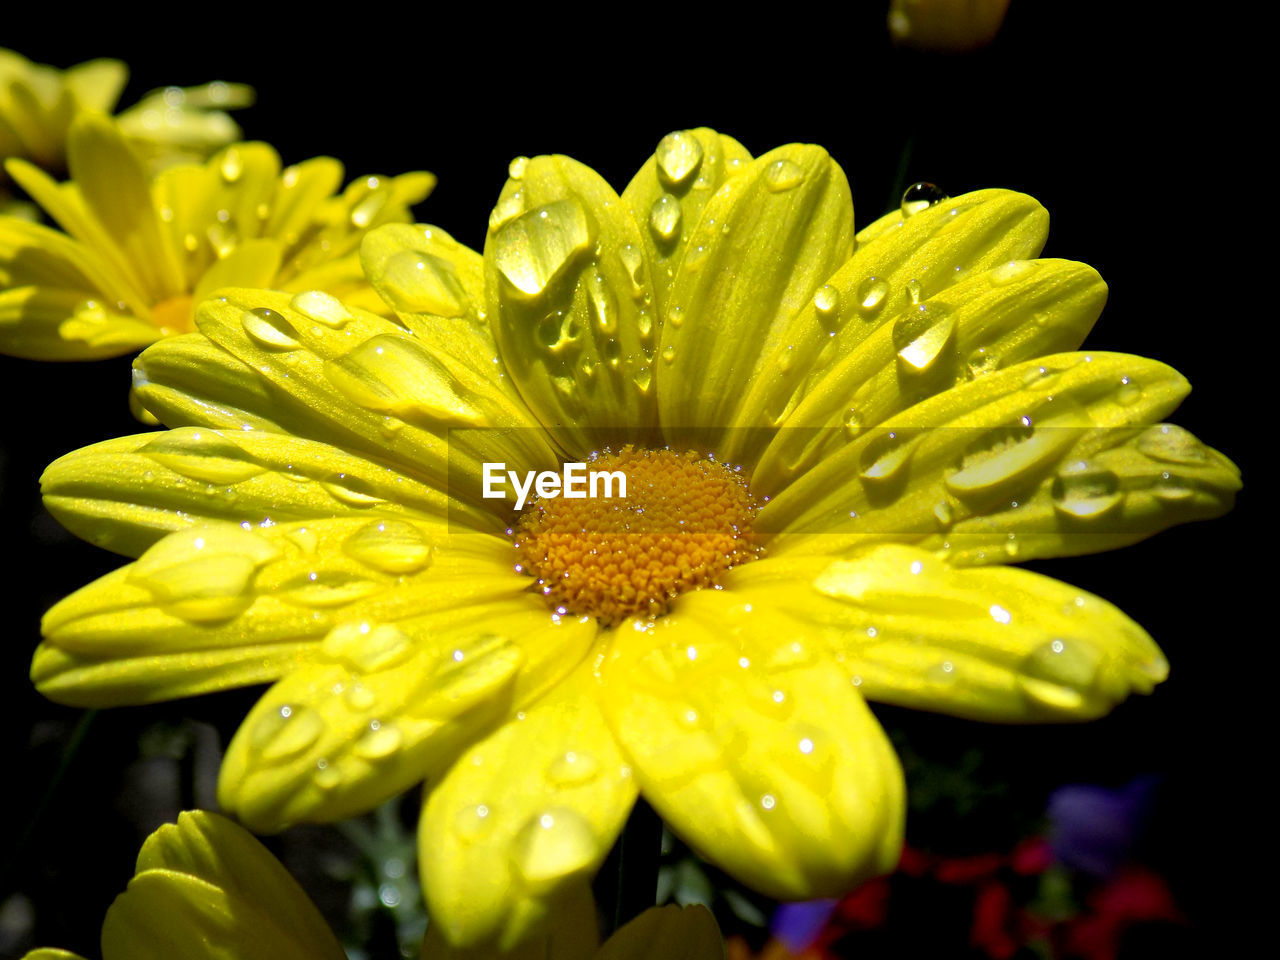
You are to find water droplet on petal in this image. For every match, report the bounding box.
[376,249,468,317]
[842,408,862,440]
[510,809,598,890]
[661,345,676,364]
[220,146,244,182]
[656,131,704,189]
[856,276,889,315]
[343,520,434,574]
[455,803,495,843]
[1051,460,1123,519]
[508,156,529,179]
[547,750,601,786]
[859,431,916,490]
[140,429,265,483]
[648,194,682,244]
[1137,424,1205,465]
[319,472,386,507]
[291,290,353,328]
[242,308,301,350]
[901,181,948,218]
[765,158,805,192]
[813,284,841,324]
[355,720,403,760]
[893,303,956,374]
[585,269,618,334]
[323,621,415,672]
[989,260,1037,286]
[251,704,324,761]
[493,199,592,298]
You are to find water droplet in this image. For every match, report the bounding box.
[855,276,889,315]
[251,704,323,761]
[345,683,376,711]
[1116,381,1142,406]
[585,269,618,334]
[813,284,841,324]
[859,431,916,490]
[140,429,265,483]
[893,303,956,374]
[356,720,403,760]
[315,760,343,790]
[656,131,704,188]
[905,279,923,305]
[323,620,415,672]
[633,364,653,393]
[1019,638,1102,710]
[291,290,353,328]
[1153,474,1195,501]
[842,408,862,440]
[280,568,382,607]
[343,520,434,574]
[242,307,301,350]
[666,304,685,328]
[618,244,645,298]
[493,199,592,298]
[510,809,597,890]
[966,346,1000,378]
[659,345,677,365]
[455,803,495,843]
[350,190,388,228]
[220,146,244,182]
[1051,460,1123,519]
[128,528,275,623]
[410,635,522,720]
[547,750,601,786]
[901,181,948,218]
[989,260,1037,286]
[376,249,468,317]
[648,194,682,244]
[320,472,386,507]
[764,158,805,192]
[933,500,953,528]
[324,334,487,427]
[508,156,529,179]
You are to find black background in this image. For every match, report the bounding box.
[0,5,1260,957]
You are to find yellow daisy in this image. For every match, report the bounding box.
[1,47,251,202]
[0,115,434,361]
[23,810,721,960]
[33,129,1239,950]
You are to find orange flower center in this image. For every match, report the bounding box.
[514,447,762,624]
[151,294,195,335]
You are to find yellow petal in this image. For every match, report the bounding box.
[220,595,588,831]
[485,154,659,454]
[264,156,343,251]
[620,128,752,318]
[600,601,904,900]
[124,811,345,958]
[36,519,525,706]
[0,286,158,359]
[42,426,496,559]
[361,222,488,329]
[754,258,1107,492]
[658,143,854,450]
[62,57,128,113]
[762,352,1197,554]
[23,950,90,960]
[596,904,724,960]
[67,115,185,300]
[421,669,636,949]
[191,237,283,304]
[725,546,1166,721]
[730,189,1049,463]
[131,331,285,432]
[419,883,598,960]
[194,288,559,503]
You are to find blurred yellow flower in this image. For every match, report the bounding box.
[1,47,251,207]
[0,116,433,361]
[889,0,1013,51]
[23,810,722,960]
[33,129,1238,950]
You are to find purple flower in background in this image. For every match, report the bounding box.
[772,898,839,952]
[1047,775,1160,876]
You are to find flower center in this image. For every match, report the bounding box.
[152,294,195,335]
[514,447,762,624]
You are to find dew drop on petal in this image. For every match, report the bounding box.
[901,181,948,218]
[242,308,301,350]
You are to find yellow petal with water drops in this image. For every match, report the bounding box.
[658,143,854,450]
[620,128,752,318]
[35,519,525,706]
[22,950,89,960]
[221,593,593,831]
[421,667,636,949]
[419,883,599,960]
[195,288,560,507]
[131,332,286,432]
[486,154,659,454]
[0,286,159,359]
[729,189,1050,462]
[361,222,488,329]
[152,162,216,288]
[310,171,435,264]
[263,156,344,252]
[596,904,725,960]
[66,115,185,301]
[42,426,498,559]
[754,258,1107,493]
[724,545,1166,721]
[762,352,1193,552]
[203,143,283,240]
[191,237,283,304]
[61,57,128,113]
[0,187,150,315]
[600,600,904,900]
[119,812,346,960]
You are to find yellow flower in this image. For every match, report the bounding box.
[0,115,434,361]
[23,809,720,960]
[33,130,1239,950]
[1,47,251,201]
